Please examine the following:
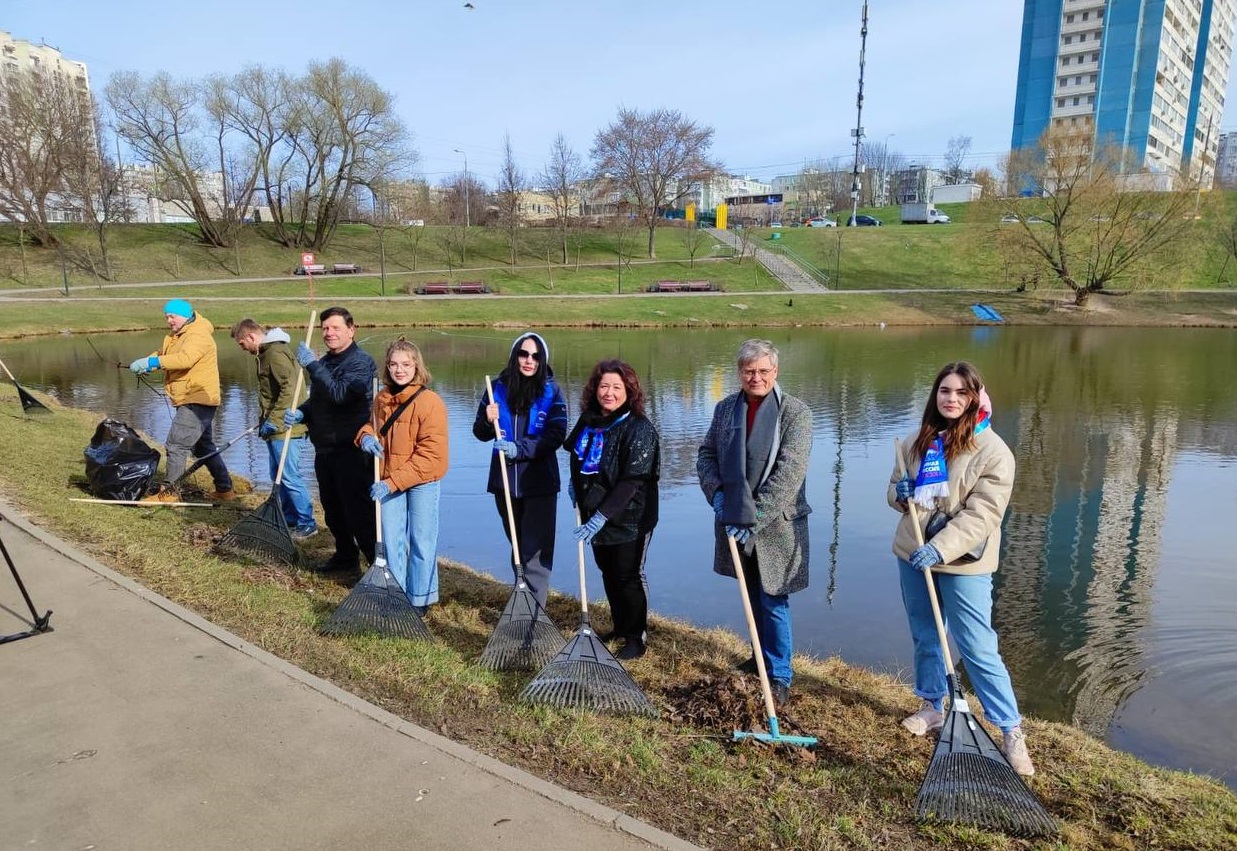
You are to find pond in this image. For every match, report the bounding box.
[3,323,1235,790]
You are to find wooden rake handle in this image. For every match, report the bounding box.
[485,375,522,569]
[727,534,781,725]
[894,439,956,675]
[273,311,316,486]
[575,506,588,618]
[372,376,383,548]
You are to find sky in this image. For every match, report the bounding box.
[8,0,1237,190]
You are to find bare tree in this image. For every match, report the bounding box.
[59,106,132,281]
[859,142,908,205]
[494,134,525,269]
[943,135,973,185]
[591,107,720,259]
[540,132,582,264]
[0,69,96,247]
[993,126,1200,306]
[680,224,706,268]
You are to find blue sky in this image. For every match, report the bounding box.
[8,0,1237,189]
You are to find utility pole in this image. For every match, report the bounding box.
[849,0,870,227]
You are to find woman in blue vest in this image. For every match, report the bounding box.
[472,333,568,610]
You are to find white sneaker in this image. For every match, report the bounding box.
[901,700,944,736]
[1001,727,1036,776]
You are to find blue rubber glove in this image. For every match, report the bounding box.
[283,408,305,427]
[369,481,391,501]
[295,342,317,367]
[895,476,914,502]
[494,438,518,460]
[725,525,752,545]
[360,435,383,457]
[573,513,606,544]
[129,356,155,375]
[258,421,277,437]
[711,491,724,522]
[567,479,576,507]
[909,543,942,572]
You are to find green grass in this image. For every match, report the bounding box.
[2,353,1236,850]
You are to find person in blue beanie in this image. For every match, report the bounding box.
[128,299,234,502]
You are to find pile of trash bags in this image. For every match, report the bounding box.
[84,418,160,501]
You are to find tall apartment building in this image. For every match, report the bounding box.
[1011,1,1236,186]
[1,30,90,97]
[1215,129,1237,184]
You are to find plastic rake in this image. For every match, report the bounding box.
[477,374,563,671]
[518,508,657,717]
[896,439,1056,836]
[215,311,316,568]
[320,380,431,641]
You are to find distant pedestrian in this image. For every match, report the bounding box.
[283,306,376,573]
[128,298,233,502]
[230,318,317,539]
[889,361,1035,776]
[565,358,660,660]
[697,339,812,708]
[472,332,567,610]
[357,338,448,613]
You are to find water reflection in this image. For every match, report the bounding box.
[3,324,1236,789]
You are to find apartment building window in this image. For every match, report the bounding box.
[1082,10,1089,19]
[1058,97,1067,107]
[1087,94,1095,104]
[1060,76,1069,86]
[1090,74,1097,83]
[1074,96,1081,105]
[1064,35,1073,44]
[1076,75,1083,84]
[1079,33,1087,42]
[1092,52,1100,62]
[1067,13,1075,22]
[1062,56,1071,66]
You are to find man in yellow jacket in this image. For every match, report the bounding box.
[129,299,234,501]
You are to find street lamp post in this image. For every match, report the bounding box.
[453,148,470,228]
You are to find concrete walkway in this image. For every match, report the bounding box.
[705,228,827,293]
[0,503,700,851]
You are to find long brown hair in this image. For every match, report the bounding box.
[912,361,986,463]
[383,337,432,392]
[579,359,645,418]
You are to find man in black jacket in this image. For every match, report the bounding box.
[285,306,376,572]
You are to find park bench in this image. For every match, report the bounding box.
[454,281,488,294]
[685,280,714,292]
[649,280,683,292]
[332,263,362,274]
[294,264,327,276]
[417,281,450,295]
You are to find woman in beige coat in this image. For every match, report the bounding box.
[888,361,1034,776]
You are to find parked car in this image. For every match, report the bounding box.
[770,221,783,228]
[847,214,882,227]
[807,217,837,227]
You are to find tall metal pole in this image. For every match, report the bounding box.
[849,1,869,227]
[454,148,470,228]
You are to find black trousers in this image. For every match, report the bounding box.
[315,445,375,564]
[493,493,556,610]
[592,531,652,642]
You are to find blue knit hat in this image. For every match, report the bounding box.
[163,298,194,319]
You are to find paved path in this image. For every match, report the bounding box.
[0,503,700,851]
[705,228,827,293]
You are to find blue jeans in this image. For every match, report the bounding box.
[740,551,794,686]
[897,559,1021,730]
[380,480,441,607]
[265,437,315,529]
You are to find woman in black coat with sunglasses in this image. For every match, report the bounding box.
[472,332,568,610]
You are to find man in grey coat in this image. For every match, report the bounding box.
[697,339,812,707]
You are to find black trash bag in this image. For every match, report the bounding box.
[84,418,161,501]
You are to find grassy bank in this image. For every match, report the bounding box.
[1,288,1236,340]
[1,384,1234,849]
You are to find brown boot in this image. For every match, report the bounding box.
[208,489,237,501]
[140,486,180,504]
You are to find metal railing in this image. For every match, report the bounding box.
[760,241,831,288]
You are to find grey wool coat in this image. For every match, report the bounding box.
[696,387,813,595]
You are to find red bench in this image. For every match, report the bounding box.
[418,281,450,295]
[649,280,683,292]
[454,281,487,294]
[685,280,714,292]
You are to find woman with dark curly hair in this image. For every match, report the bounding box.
[564,359,660,660]
[472,332,568,610]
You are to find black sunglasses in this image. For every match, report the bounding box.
[516,349,543,362]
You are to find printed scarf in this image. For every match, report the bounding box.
[573,411,630,475]
[913,410,991,509]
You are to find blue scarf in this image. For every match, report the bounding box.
[913,411,991,509]
[492,380,555,447]
[573,412,630,475]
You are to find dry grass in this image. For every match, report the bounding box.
[1,384,1234,850]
